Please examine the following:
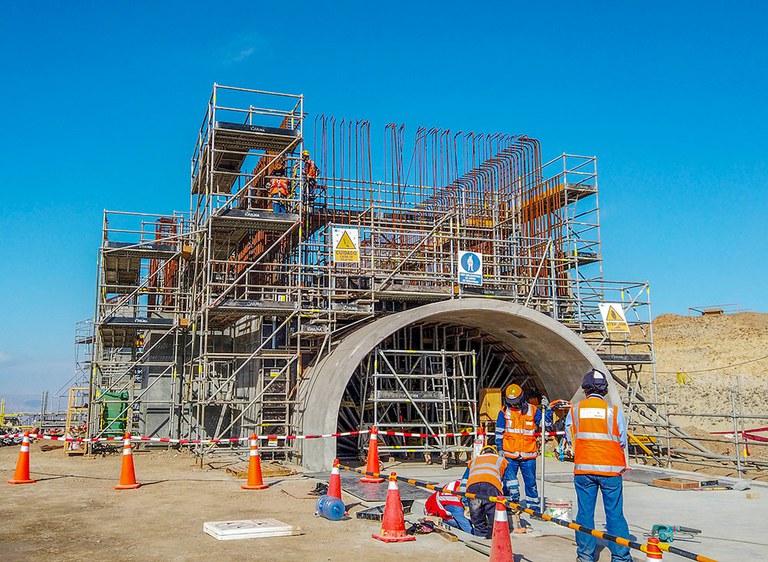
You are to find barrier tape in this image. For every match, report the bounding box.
[336,463,718,562]
[0,428,568,445]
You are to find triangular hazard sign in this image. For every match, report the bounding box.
[336,231,356,250]
[606,306,622,321]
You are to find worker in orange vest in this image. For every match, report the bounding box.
[565,369,631,562]
[295,149,323,207]
[268,168,289,213]
[424,479,473,534]
[495,383,551,509]
[460,445,508,539]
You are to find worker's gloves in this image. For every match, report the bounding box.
[541,396,549,408]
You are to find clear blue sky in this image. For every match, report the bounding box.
[1,2,766,407]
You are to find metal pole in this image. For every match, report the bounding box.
[539,400,548,513]
[731,386,743,479]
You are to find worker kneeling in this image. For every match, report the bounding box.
[424,479,473,534]
[460,445,508,539]
[496,384,551,509]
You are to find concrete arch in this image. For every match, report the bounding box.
[299,298,618,470]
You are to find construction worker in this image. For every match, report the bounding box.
[268,168,289,213]
[565,369,632,562]
[495,383,551,509]
[296,149,322,206]
[424,479,473,534]
[460,444,508,539]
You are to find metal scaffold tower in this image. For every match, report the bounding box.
[85,83,661,465]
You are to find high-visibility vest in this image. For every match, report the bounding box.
[424,480,463,519]
[466,453,507,490]
[269,178,288,197]
[571,397,627,476]
[304,159,318,179]
[502,405,538,460]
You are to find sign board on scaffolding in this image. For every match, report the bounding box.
[458,251,483,286]
[598,303,630,333]
[332,227,360,264]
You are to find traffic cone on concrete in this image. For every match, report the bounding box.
[645,536,663,560]
[114,433,141,490]
[489,501,514,561]
[372,472,416,543]
[328,458,342,499]
[241,434,269,490]
[473,425,486,458]
[8,431,35,485]
[360,426,385,483]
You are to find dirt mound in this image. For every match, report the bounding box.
[641,312,768,433]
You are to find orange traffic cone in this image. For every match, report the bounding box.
[473,426,486,458]
[489,501,514,561]
[8,431,35,485]
[360,426,385,483]
[328,458,342,499]
[115,433,141,490]
[241,434,269,490]
[372,472,416,543]
[645,536,663,560]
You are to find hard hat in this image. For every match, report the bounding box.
[481,444,498,455]
[582,369,609,394]
[302,150,310,157]
[504,384,525,408]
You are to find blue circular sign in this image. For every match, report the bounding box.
[461,252,480,273]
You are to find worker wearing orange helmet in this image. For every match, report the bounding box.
[495,383,551,509]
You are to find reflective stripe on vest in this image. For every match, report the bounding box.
[571,398,626,477]
[502,405,538,459]
[467,454,505,489]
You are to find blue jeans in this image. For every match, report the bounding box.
[272,195,285,213]
[503,457,538,506]
[444,504,473,534]
[574,474,632,562]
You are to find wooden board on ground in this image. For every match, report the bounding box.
[651,477,703,490]
[203,518,302,541]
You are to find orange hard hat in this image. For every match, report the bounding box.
[505,384,523,400]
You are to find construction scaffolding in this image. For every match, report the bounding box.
[86,84,664,464]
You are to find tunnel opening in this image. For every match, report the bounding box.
[335,321,543,462]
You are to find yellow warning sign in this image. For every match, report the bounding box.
[332,227,360,263]
[599,303,630,333]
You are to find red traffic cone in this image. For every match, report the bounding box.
[115,433,141,490]
[328,458,342,499]
[489,501,514,561]
[372,472,416,543]
[645,536,663,560]
[360,426,385,483]
[242,434,269,490]
[8,431,35,485]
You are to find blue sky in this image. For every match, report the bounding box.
[1,2,766,407]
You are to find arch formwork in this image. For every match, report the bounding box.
[299,298,618,470]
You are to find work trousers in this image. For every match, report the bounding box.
[271,194,286,213]
[466,482,501,539]
[503,456,538,507]
[444,504,473,534]
[574,473,632,562]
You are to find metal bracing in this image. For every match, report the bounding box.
[87,84,660,466]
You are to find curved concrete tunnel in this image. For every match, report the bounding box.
[299,298,621,470]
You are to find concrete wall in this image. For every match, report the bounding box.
[298,298,620,470]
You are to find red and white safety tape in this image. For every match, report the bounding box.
[1,429,565,445]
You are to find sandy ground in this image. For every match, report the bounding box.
[0,443,585,562]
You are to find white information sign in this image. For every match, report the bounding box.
[458,251,483,286]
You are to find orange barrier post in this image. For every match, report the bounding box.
[360,426,385,483]
[241,434,269,490]
[489,502,514,561]
[645,536,663,560]
[328,458,342,499]
[8,431,35,485]
[114,433,141,490]
[372,473,415,543]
